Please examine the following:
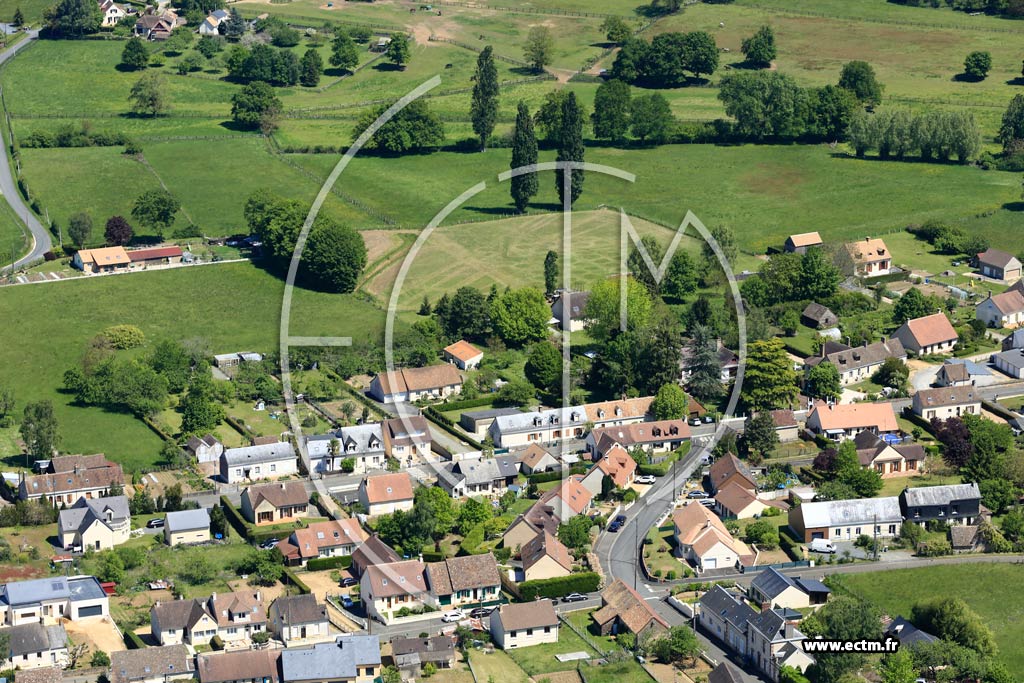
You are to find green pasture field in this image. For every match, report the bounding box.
[292,143,1021,252]
[0,262,387,470]
[841,564,1024,673]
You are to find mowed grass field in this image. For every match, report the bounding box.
[0,262,387,470]
[842,564,1024,673]
[293,143,1021,253]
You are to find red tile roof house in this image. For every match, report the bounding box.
[891,312,959,356]
[360,560,429,623]
[585,420,691,460]
[423,553,501,610]
[18,454,125,507]
[976,288,1024,329]
[442,340,484,370]
[536,475,593,522]
[357,472,414,517]
[673,502,753,571]
[592,579,670,638]
[805,401,899,443]
[127,245,183,269]
[368,365,463,404]
[784,232,823,254]
[276,519,368,566]
[579,444,637,497]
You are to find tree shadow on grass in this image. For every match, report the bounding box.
[372,62,405,72]
[510,66,542,77]
[1003,201,1024,212]
[952,72,985,83]
[114,64,147,73]
[324,67,353,78]
[1006,77,1024,86]
[217,120,257,133]
[464,205,517,217]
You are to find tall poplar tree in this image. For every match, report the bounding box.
[555,92,584,207]
[471,46,499,151]
[510,102,538,213]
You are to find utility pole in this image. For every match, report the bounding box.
[873,513,879,562]
[633,518,639,590]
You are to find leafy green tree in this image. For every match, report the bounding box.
[833,440,883,497]
[744,519,780,548]
[386,32,410,68]
[20,401,60,464]
[179,384,225,435]
[872,357,909,391]
[629,92,674,144]
[299,48,323,87]
[591,79,631,142]
[598,14,631,44]
[798,247,841,301]
[628,235,665,295]
[838,60,883,105]
[807,84,859,140]
[911,597,997,658]
[662,249,697,300]
[741,25,776,68]
[104,215,133,246]
[121,37,150,70]
[491,287,550,346]
[45,0,102,36]
[557,514,592,551]
[163,26,194,56]
[231,81,282,133]
[97,551,125,584]
[68,212,93,248]
[209,504,229,538]
[963,51,992,80]
[998,94,1024,152]
[649,626,700,665]
[131,190,180,236]
[524,342,562,397]
[129,72,168,117]
[12,6,23,26]
[584,277,653,341]
[611,37,648,83]
[805,362,841,402]
[301,217,367,293]
[892,287,933,324]
[543,250,558,296]
[524,25,553,71]
[879,648,916,683]
[222,9,246,41]
[456,497,493,534]
[329,31,360,71]
[719,71,807,140]
[495,379,535,407]
[743,412,779,461]
[197,35,222,59]
[510,102,539,213]
[0,385,14,428]
[353,99,444,153]
[555,92,585,206]
[651,383,688,420]
[742,339,798,411]
[684,324,723,403]
[683,30,718,78]
[778,666,810,683]
[436,286,490,341]
[471,46,499,150]
[803,597,882,683]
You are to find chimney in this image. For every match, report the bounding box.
[155,601,161,608]
[211,592,217,600]
[761,602,771,613]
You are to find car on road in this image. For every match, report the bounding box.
[441,610,463,623]
[146,518,165,529]
[635,474,656,485]
[686,490,709,499]
[608,514,627,532]
[340,577,358,587]
[259,538,280,549]
[562,593,587,603]
[469,607,494,619]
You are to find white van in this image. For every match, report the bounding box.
[809,539,837,554]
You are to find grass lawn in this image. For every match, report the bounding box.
[507,619,602,675]
[579,660,653,683]
[564,609,623,653]
[468,649,530,683]
[841,564,1024,673]
[0,261,388,470]
[876,472,962,498]
[643,524,685,580]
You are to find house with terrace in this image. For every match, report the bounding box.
[1,623,69,670]
[424,554,502,610]
[276,519,368,567]
[57,495,130,552]
[436,454,521,498]
[307,424,385,475]
[899,483,981,528]
[0,575,109,625]
[241,481,309,526]
[853,431,925,478]
[892,312,959,356]
[268,594,330,646]
[369,365,463,404]
[357,472,414,517]
[806,401,899,442]
[208,590,268,645]
[280,636,380,683]
[911,385,981,421]
[220,442,297,484]
[489,406,587,449]
[360,560,429,623]
[804,339,906,386]
[673,502,752,571]
[382,416,432,461]
[19,454,125,507]
[788,497,902,543]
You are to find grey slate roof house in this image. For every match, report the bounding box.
[280,636,381,683]
[708,662,745,683]
[57,494,131,551]
[268,594,329,645]
[0,575,109,625]
[220,442,297,483]
[197,650,281,683]
[306,424,385,474]
[110,645,194,683]
[899,483,981,528]
[884,616,939,647]
[805,339,906,386]
[801,303,838,330]
[436,454,521,497]
[164,508,211,546]
[392,636,455,674]
[698,586,758,657]
[5,623,69,669]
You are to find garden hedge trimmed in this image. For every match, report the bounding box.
[282,566,312,594]
[518,572,600,600]
[307,555,352,571]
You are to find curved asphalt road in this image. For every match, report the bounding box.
[0,30,51,274]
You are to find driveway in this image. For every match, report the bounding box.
[0,30,51,273]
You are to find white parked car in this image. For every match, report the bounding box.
[635,475,656,485]
[441,610,463,623]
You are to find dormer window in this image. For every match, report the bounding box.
[597,409,605,419]
[615,406,623,416]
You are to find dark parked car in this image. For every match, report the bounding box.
[340,577,358,587]
[469,607,495,619]
[146,518,165,529]
[608,520,623,532]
